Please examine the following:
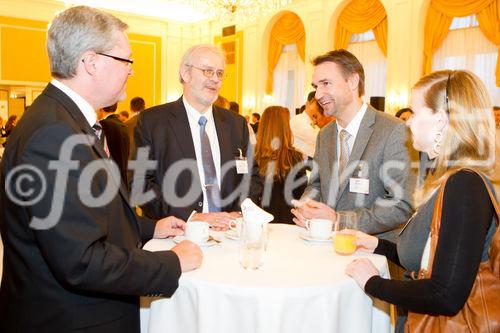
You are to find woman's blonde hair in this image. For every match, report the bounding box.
[255,106,303,181]
[413,70,496,205]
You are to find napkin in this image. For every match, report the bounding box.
[240,198,274,224]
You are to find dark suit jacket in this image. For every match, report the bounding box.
[125,114,138,159]
[101,114,130,184]
[250,121,259,134]
[0,84,181,333]
[133,97,262,221]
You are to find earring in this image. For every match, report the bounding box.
[433,132,443,155]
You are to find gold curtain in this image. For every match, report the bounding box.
[266,12,305,94]
[424,0,500,86]
[333,0,388,56]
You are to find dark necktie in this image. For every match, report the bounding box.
[92,122,109,157]
[198,116,221,212]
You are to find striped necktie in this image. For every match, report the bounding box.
[338,129,351,182]
[92,122,110,158]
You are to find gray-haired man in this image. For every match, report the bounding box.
[0,6,202,332]
[132,44,262,226]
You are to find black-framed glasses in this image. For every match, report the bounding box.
[97,52,134,66]
[190,65,225,80]
[445,72,452,113]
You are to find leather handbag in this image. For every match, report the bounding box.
[406,171,500,333]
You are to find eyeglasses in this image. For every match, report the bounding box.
[445,72,452,113]
[97,52,134,66]
[189,65,225,80]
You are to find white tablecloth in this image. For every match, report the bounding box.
[141,224,391,333]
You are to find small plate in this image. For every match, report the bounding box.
[299,230,333,243]
[173,236,218,247]
[225,230,240,240]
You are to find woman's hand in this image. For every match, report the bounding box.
[345,258,380,289]
[339,229,379,253]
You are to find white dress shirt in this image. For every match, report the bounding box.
[247,123,256,146]
[51,79,96,127]
[336,102,368,165]
[290,111,319,158]
[183,97,222,213]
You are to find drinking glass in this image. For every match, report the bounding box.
[333,211,357,255]
[239,219,265,270]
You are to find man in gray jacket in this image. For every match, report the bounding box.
[292,49,415,239]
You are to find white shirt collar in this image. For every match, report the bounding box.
[183,96,213,123]
[51,79,96,127]
[337,102,368,139]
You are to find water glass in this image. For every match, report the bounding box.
[239,219,265,270]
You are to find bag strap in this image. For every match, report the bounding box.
[424,169,499,277]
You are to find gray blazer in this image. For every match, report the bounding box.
[302,106,415,238]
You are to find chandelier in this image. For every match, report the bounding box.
[188,0,293,23]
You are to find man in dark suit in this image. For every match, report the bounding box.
[125,96,145,159]
[133,44,261,225]
[0,6,202,333]
[250,112,260,133]
[100,103,130,184]
[292,50,415,239]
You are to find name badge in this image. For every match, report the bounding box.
[235,148,248,174]
[349,178,369,194]
[236,159,248,174]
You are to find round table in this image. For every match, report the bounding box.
[140,223,391,333]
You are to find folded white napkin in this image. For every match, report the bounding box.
[240,198,274,224]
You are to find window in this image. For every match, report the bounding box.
[350,30,375,43]
[272,44,305,115]
[347,31,387,102]
[433,15,499,105]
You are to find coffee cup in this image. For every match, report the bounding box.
[305,219,333,240]
[185,222,209,245]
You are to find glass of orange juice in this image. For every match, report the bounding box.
[334,211,357,255]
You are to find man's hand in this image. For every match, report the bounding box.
[291,207,307,227]
[171,241,203,272]
[291,199,309,227]
[291,199,336,227]
[153,216,185,239]
[191,212,241,231]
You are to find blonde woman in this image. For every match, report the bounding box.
[344,70,497,331]
[255,106,307,223]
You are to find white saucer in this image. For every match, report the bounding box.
[173,236,218,247]
[299,230,333,243]
[225,230,240,240]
